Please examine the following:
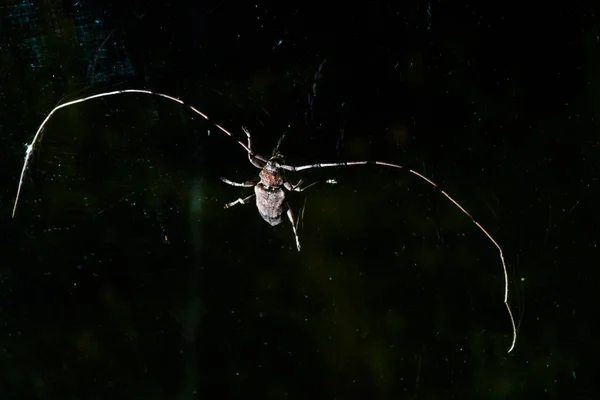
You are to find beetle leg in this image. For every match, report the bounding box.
[241,126,265,169]
[224,194,256,209]
[272,131,288,157]
[286,205,301,251]
[221,177,257,187]
[284,179,319,192]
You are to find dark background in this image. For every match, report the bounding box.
[0,1,597,398]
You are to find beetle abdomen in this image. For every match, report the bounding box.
[255,184,285,226]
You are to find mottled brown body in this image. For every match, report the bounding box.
[255,183,285,226]
[255,158,286,226]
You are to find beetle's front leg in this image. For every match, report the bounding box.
[241,126,265,169]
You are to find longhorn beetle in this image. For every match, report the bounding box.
[220,127,315,253]
[11,89,517,353]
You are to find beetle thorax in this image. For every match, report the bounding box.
[259,159,284,189]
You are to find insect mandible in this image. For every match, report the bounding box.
[11,89,517,353]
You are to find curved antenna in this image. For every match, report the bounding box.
[12,89,268,218]
[283,159,517,354]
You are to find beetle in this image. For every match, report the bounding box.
[11,88,517,353]
[219,128,322,252]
